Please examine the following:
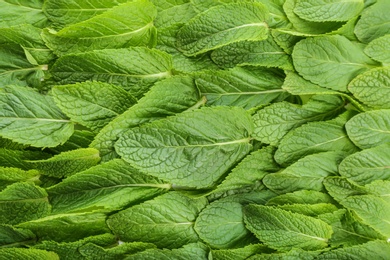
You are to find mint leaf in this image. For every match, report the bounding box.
[52,81,136,132]
[195,67,287,110]
[292,35,377,92]
[345,109,390,149]
[323,177,367,202]
[266,190,335,205]
[47,159,170,214]
[0,248,59,259]
[115,107,253,188]
[176,2,269,56]
[107,192,207,249]
[294,0,364,22]
[0,149,50,170]
[79,242,156,259]
[244,205,333,251]
[0,167,40,191]
[42,0,157,56]
[151,0,197,29]
[365,35,390,64]
[0,182,50,225]
[50,47,173,99]
[211,244,272,260]
[0,0,47,28]
[0,224,36,248]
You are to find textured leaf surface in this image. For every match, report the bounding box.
[267,190,335,206]
[364,35,390,64]
[91,76,201,161]
[348,67,390,109]
[0,224,36,248]
[0,248,59,260]
[253,95,345,145]
[292,35,377,91]
[107,192,208,249]
[0,167,40,191]
[79,241,156,259]
[211,244,271,260]
[151,0,197,28]
[0,149,50,170]
[244,205,333,251]
[42,0,157,56]
[195,67,287,110]
[52,82,136,131]
[176,2,269,56]
[0,0,47,28]
[115,107,253,188]
[294,0,364,22]
[0,183,50,225]
[47,159,170,214]
[0,85,73,147]
[345,109,390,149]
[50,47,173,99]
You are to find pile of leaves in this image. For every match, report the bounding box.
[1,0,390,259]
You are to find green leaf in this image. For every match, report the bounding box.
[211,244,272,260]
[176,2,269,56]
[48,130,95,154]
[0,0,47,28]
[0,248,59,260]
[365,180,390,202]
[282,72,340,95]
[0,24,54,64]
[50,47,173,99]
[43,0,129,28]
[194,198,253,249]
[244,205,333,251]
[340,195,390,238]
[0,167,40,191]
[0,149,50,170]
[47,159,170,214]
[151,0,197,28]
[277,203,339,217]
[348,67,390,109]
[18,212,110,242]
[123,242,210,260]
[52,82,137,132]
[0,85,74,147]
[249,248,321,260]
[0,182,51,225]
[274,114,358,166]
[316,240,390,260]
[253,95,345,145]
[294,0,364,22]
[339,144,390,185]
[263,151,346,193]
[271,30,304,55]
[266,190,335,205]
[323,177,367,202]
[364,35,390,64]
[115,106,253,188]
[0,224,36,248]
[292,35,378,92]
[345,109,390,149]
[195,67,287,110]
[107,192,208,249]
[42,0,157,56]
[210,36,293,70]
[354,0,390,43]
[91,75,202,161]
[79,241,156,259]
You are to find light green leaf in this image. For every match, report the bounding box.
[115,106,253,188]
[211,244,271,260]
[176,2,269,56]
[294,0,364,22]
[244,205,333,251]
[292,35,378,92]
[194,198,253,249]
[274,114,358,166]
[316,240,390,260]
[263,151,345,193]
[28,148,100,178]
[18,212,110,242]
[253,95,345,145]
[323,177,366,202]
[43,0,129,28]
[212,146,280,197]
[364,35,390,64]
[277,203,339,217]
[123,242,210,260]
[195,67,287,110]
[348,67,390,109]
[48,130,95,154]
[249,248,321,260]
[0,248,59,260]
[365,180,390,203]
[341,195,390,238]
[271,30,303,55]
[0,224,36,248]
[210,36,293,70]
[0,149,50,170]
[0,167,40,191]
[42,0,157,56]
[107,192,208,249]
[0,85,74,147]
[47,159,170,214]
[151,0,197,28]
[339,144,390,185]
[50,47,173,99]
[266,190,335,205]
[52,82,136,132]
[79,242,156,259]
[256,0,289,28]
[282,72,340,95]
[0,182,51,225]
[91,76,202,161]
[345,109,390,149]
[354,0,390,43]
[0,0,47,28]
